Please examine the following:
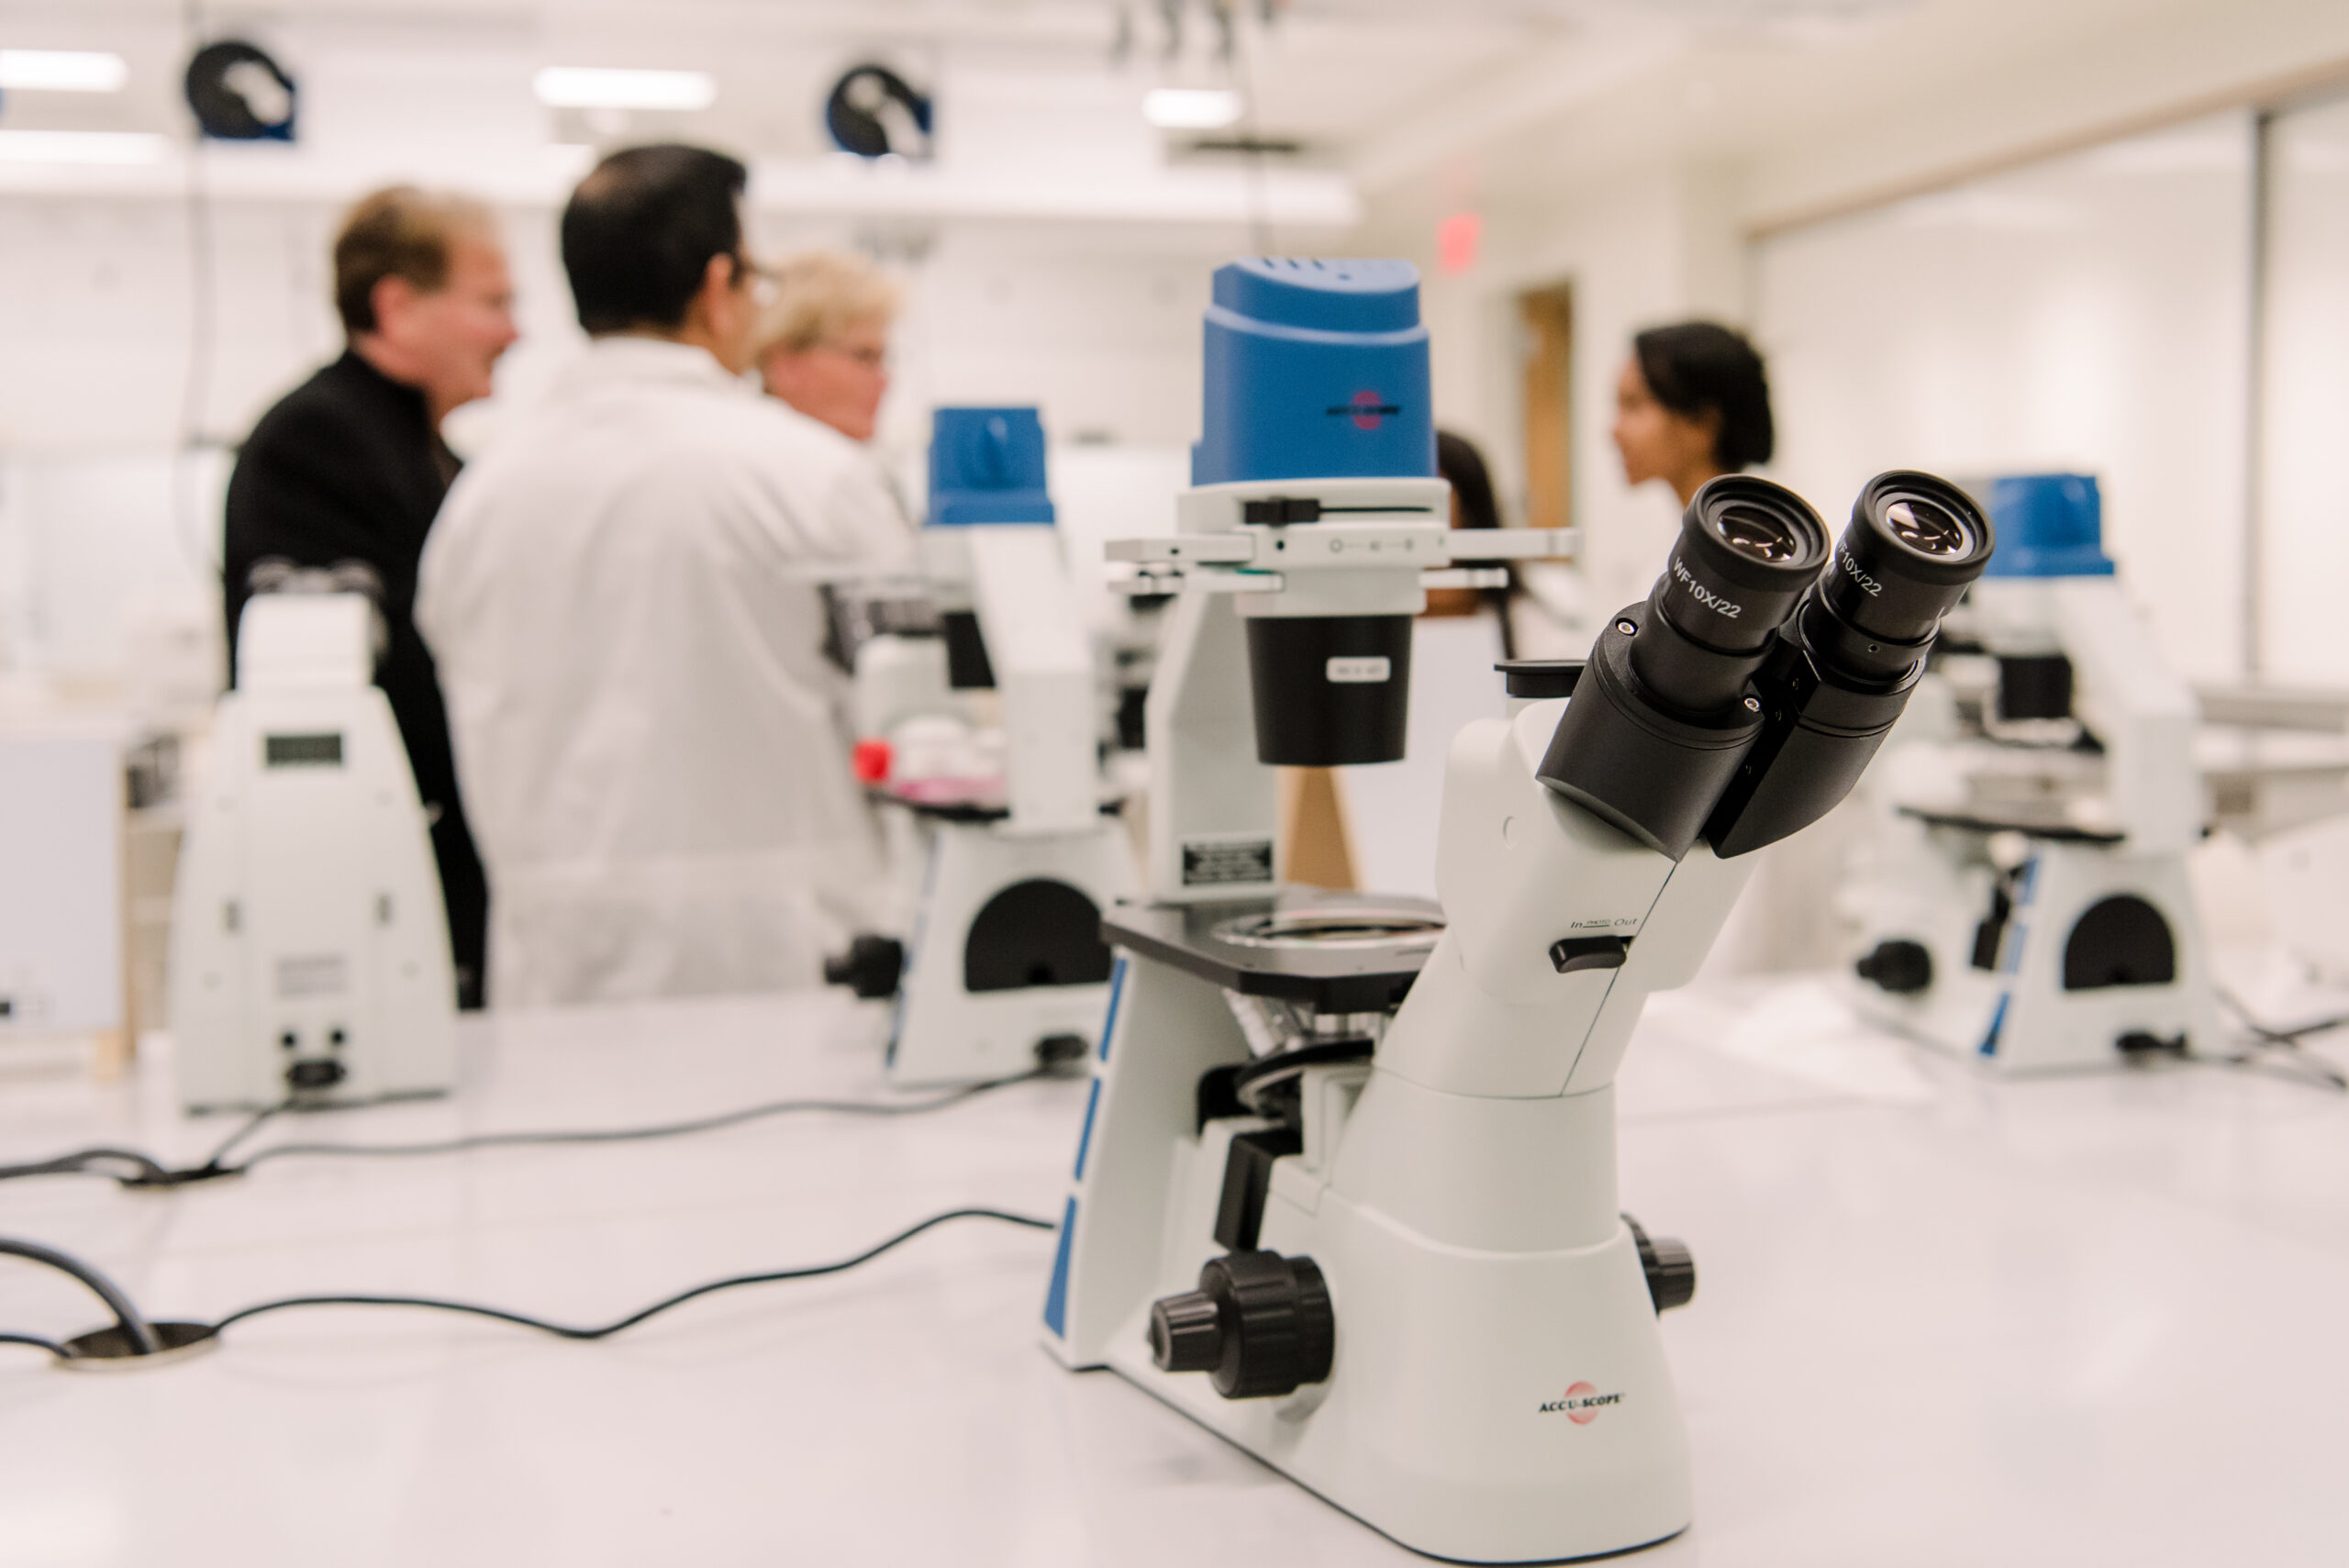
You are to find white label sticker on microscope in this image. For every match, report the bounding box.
[1183,839,1275,886]
[1326,656,1391,684]
[276,953,349,997]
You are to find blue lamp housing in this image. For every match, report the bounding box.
[1192,258,1435,486]
[1979,473,2116,578]
[929,407,1054,528]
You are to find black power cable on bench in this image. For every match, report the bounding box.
[0,1068,1059,1192]
[0,1208,1056,1365]
[2210,987,2349,1091]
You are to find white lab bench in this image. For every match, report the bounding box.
[0,977,2343,1567]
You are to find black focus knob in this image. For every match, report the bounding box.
[1624,1214,1697,1313]
[1145,1250,1334,1400]
[1147,1292,1223,1373]
[1033,1033,1089,1069]
[1854,938,1933,995]
[821,934,905,1000]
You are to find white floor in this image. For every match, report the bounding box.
[0,975,2343,1567]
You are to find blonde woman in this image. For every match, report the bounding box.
[753,249,912,556]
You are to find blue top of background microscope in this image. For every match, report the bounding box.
[1192,257,1437,488]
[1979,473,2117,578]
[928,406,1055,527]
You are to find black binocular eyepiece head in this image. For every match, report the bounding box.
[1540,468,1997,862]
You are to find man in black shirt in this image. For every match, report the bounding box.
[223,187,518,1008]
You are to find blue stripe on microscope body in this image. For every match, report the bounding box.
[1073,1076,1102,1181]
[1980,992,2009,1056]
[1097,955,1128,1062]
[1041,1195,1078,1337]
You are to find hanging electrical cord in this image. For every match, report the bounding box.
[0,1208,1054,1364]
[0,1067,1056,1191]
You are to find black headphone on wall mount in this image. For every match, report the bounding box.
[184,39,299,141]
[825,62,933,159]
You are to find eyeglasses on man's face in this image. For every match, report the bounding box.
[731,253,778,307]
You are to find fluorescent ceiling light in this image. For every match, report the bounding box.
[0,128,167,165]
[1144,87,1243,130]
[0,50,129,93]
[533,66,716,112]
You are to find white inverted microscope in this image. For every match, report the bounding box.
[1040,258,1984,1562]
[170,587,455,1110]
[821,407,1138,1086]
[1844,473,2219,1073]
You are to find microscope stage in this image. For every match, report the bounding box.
[1897,803,2126,844]
[1101,886,1442,1014]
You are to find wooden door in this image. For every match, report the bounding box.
[1519,284,1574,533]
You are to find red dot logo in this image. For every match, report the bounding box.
[1350,389,1386,431]
[1564,1380,1600,1425]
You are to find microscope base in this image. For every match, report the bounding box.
[1102,1203,1689,1563]
[1853,837,2221,1073]
[1045,939,1690,1562]
[886,817,1135,1086]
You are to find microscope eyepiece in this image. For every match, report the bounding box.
[1632,476,1830,716]
[1818,473,1996,655]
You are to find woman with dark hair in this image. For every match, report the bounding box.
[1438,428,1504,533]
[1612,321,1775,506]
[1427,428,1520,656]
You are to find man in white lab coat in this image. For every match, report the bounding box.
[417,144,907,1006]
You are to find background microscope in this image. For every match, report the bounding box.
[170,582,455,1111]
[821,407,1136,1086]
[1843,473,2219,1073]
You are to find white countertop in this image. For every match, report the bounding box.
[1,976,2344,1567]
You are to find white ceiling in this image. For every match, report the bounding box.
[0,0,1917,161]
[5,0,2338,233]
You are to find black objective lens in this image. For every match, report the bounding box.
[1631,476,1831,715]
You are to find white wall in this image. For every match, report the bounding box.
[1385,161,1748,626]
[0,186,1239,689]
[2261,93,2349,684]
[1754,113,2256,680]
[880,225,1215,456]
[0,450,227,686]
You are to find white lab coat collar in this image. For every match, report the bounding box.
[564,334,751,396]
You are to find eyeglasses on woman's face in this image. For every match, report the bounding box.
[822,344,886,371]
